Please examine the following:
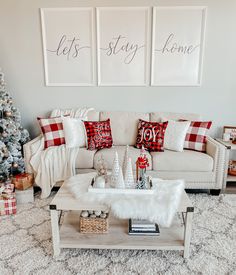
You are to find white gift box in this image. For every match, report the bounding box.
[15,187,34,204]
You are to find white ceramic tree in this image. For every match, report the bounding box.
[111,151,120,187]
[115,166,125,189]
[124,157,135,189]
[123,145,129,177]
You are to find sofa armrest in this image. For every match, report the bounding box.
[23,135,44,173]
[206,136,226,189]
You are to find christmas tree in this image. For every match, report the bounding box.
[115,166,125,189]
[111,151,119,187]
[122,145,129,177]
[0,69,30,181]
[124,157,135,189]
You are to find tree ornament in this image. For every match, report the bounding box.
[111,151,120,187]
[115,166,125,189]
[12,162,18,168]
[123,145,129,177]
[4,111,12,117]
[124,157,135,189]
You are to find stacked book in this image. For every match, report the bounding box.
[128,219,160,236]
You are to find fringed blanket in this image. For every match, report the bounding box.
[30,144,79,198]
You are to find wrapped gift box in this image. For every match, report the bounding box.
[0,182,17,216]
[12,173,34,190]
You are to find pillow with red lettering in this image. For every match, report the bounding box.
[135,119,168,152]
[84,119,113,150]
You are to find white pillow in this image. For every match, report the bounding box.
[63,116,87,148]
[163,120,191,152]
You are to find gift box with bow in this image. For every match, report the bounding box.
[12,173,34,190]
[0,182,17,216]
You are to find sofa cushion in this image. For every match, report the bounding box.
[75,148,97,169]
[100,111,149,146]
[84,119,113,150]
[183,121,212,152]
[94,146,152,170]
[136,119,168,152]
[163,120,191,152]
[37,117,65,149]
[151,150,213,172]
[150,112,201,122]
[63,116,87,148]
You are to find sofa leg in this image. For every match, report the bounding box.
[33,186,41,194]
[209,189,221,196]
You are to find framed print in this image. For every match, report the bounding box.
[151,6,207,86]
[96,7,151,86]
[41,8,96,86]
[223,126,236,140]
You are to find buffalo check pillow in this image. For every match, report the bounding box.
[37,117,65,149]
[136,119,168,152]
[184,121,212,152]
[84,119,113,150]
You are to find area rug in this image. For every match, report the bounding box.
[0,193,235,275]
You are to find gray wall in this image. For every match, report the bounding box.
[0,0,235,138]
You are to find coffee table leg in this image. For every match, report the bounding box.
[183,207,194,258]
[50,209,61,256]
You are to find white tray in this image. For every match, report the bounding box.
[88,178,155,195]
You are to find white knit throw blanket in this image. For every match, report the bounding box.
[31,144,79,198]
[67,173,185,228]
[29,107,93,198]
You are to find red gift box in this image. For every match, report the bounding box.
[0,182,17,216]
[12,173,34,190]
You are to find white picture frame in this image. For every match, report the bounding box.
[40,8,96,86]
[96,7,151,86]
[151,6,207,86]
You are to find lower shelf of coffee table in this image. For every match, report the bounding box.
[59,211,185,251]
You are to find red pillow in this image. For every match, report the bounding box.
[37,117,65,149]
[184,121,212,152]
[136,119,168,152]
[84,119,113,150]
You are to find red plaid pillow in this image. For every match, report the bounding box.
[84,119,113,150]
[37,117,65,149]
[136,119,168,152]
[184,121,212,152]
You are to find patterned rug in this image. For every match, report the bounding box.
[0,193,235,275]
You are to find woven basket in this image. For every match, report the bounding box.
[80,214,109,234]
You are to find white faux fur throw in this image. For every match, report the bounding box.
[31,144,79,199]
[67,173,185,227]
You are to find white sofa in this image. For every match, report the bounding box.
[23,109,226,194]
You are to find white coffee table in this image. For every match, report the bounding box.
[50,178,194,258]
